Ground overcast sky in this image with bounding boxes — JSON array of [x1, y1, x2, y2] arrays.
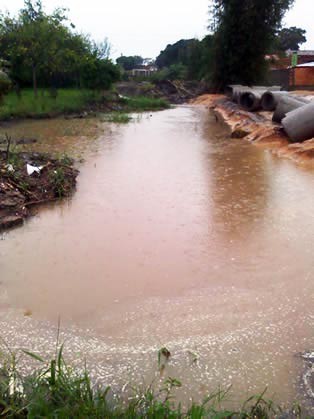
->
[[0, 0, 313, 60]]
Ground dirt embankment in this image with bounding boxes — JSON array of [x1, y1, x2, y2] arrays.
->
[[0, 151, 78, 231], [115, 80, 209, 104], [192, 94, 314, 166]]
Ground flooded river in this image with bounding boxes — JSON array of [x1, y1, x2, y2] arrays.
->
[[0, 106, 314, 408]]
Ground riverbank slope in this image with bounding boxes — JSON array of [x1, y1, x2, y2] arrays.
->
[[192, 94, 314, 166], [0, 88, 170, 121]]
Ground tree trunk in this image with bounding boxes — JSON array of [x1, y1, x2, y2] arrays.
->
[[32, 65, 38, 98]]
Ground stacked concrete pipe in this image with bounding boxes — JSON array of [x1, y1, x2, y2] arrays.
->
[[261, 91, 289, 111], [231, 86, 250, 103], [225, 85, 243, 99], [252, 85, 281, 92], [282, 101, 314, 142], [226, 85, 281, 106], [239, 90, 264, 111], [237, 86, 282, 111], [272, 95, 310, 123], [234, 89, 249, 104], [225, 84, 314, 142]]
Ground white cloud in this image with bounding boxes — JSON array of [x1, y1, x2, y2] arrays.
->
[[284, 0, 314, 50]]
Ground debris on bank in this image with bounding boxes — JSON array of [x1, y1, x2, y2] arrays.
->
[[115, 80, 209, 104], [0, 151, 78, 231], [191, 90, 314, 165]]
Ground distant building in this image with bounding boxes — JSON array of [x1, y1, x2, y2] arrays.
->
[[268, 50, 314, 90], [287, 50, 314, 65], [290, 61, 314, 88], [128, 65, 158, 78]]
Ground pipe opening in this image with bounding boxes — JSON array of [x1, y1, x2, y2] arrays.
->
[[240, 92, 255, 110], [261, 92, 275, 111]]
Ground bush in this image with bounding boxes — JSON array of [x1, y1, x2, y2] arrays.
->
[[81, 59, 121, 90], [151, 64, 188, 82]]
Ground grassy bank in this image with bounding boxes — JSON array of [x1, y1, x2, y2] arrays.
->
[[0, 346, 303, 418], [0, 89, 103, 120], [0, 89, 170, 121]]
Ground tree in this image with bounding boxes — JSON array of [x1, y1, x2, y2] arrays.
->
[[0, 1, 120, 94], [94, 38, 111, 59], [276, 26, 307, 51], [116, 56, 143, 71], [0, 70, 11, 102], [156, 39, 197, 69], [0, 0, 69, 96], [155, 37, 213, 80], [209, 0, 295, 89]]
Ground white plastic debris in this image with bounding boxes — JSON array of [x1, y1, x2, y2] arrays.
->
[[302, 351, 314, 360], [5, 164, 14, 173], [26, 164, 43, 176], [118, 94, 128, 99]]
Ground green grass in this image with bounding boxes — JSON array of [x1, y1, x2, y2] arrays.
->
[[120, 96, 170, 111], [50, 167, 66, 198], [0, 89, 102, 120], [0, 345, 303, 418], [0, 89, 170, 121], [103, 113, 132, 123]]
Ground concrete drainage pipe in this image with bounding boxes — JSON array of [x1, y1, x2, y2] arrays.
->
[[261, 91, 289, 111], [282, 101, 314, 142], [272, 96, 310, 123], [239, 90, 263, 111], [232, 86, 251, 103], [225, 85, 243, 99]]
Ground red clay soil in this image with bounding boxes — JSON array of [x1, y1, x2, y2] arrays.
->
[[191, 94, 314, 166], [0, 151, 78, 230]]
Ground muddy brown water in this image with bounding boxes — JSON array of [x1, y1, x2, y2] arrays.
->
[[0, 106, 314, 408]]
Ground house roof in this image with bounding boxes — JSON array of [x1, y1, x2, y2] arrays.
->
[[297, 50, 314, 56], [296, 61, 314, 67]]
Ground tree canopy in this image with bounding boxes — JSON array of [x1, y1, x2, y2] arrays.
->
[[0, 0, 120, 96], [276, 26, 307, 51], [156, 36, 213, 80], [116, 56, 144, 71], [209, 0, 295, 89], [156, 39, 197, 69]]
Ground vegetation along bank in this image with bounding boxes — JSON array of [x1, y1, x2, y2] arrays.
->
[[0, 345, 308, 418]]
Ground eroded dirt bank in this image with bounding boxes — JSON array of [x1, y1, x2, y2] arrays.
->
[[0, 151, 78, 230], [115, 80, 209, 104], [191, 94, 314, 166]]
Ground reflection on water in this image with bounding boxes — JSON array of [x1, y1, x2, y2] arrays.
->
[[0, 107, 314, 407], [0, 116, 118, 159]]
